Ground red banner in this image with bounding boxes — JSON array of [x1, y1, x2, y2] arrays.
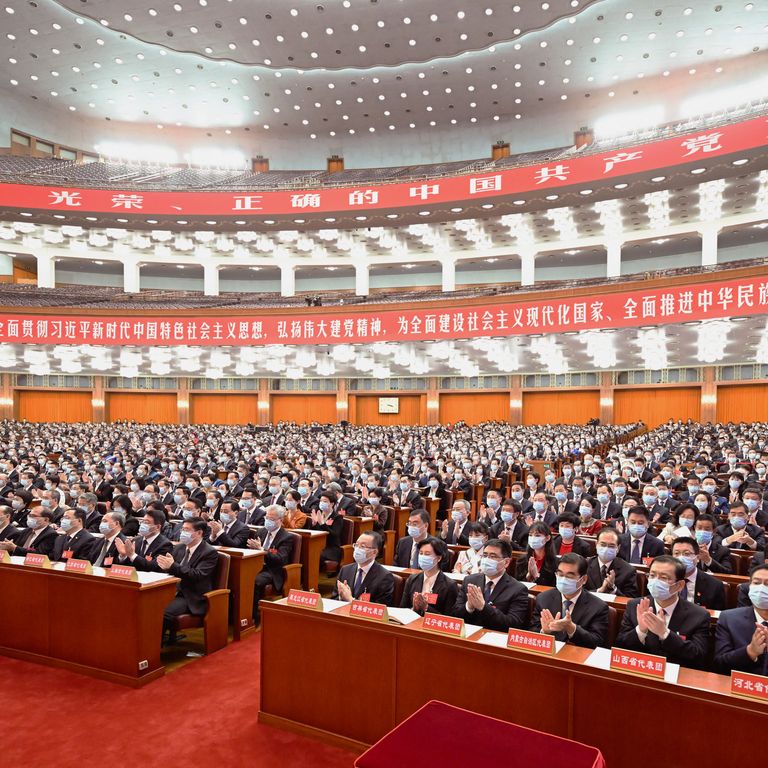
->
[[0, 117, 766, 217], [0, 274, 765, 347]]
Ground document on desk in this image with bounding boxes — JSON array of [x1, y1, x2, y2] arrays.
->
[[583, 646, 680, 684], [476, 633, 564, 653], [387, 607, 422, 625], [464, 623, 483, 638], [322, 598, 348, 613], [590, 592, 617, 603]]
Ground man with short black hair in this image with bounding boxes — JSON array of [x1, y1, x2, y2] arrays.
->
[[0, 504, 20, 542], [619, 507, 664, 564], [51, 508, 96, 562], [333, 530, 394, 606], [0, 506, 57, 558], [670, 536, 726, 611], [114, 507, 173, 570], [586, 526, 639, 598]]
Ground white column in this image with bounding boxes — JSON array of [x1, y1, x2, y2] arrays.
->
[[354, 262, 369, 296], [35, 251, 55, 288], [606, 239, 622, 278], [123, 258, 141, 294], [520, 249, 535, 287], [701, 226, 719, 267], [203, 263, 220, 296], [280, 264, 296, 297], [441, 258, 456, 293]]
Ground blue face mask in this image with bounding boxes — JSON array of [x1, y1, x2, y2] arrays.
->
[[298, 486, 309, 496], [264, 518, 278, 532], [219, 512, 232, 525], [614, 487, 626, 497], [468, 536, 485, 551], [59, 517, 73, 531], [749, 584, 768, 610], [528, 535, 546, 551], [173, 495, 183, 505], [480, 556, 500, 576], [647, 577, 675, 602], [487, 498, 499, 509], [730, 516, 747, 530], [407, 524, 422, 538], [500, 510, 516, 524], [532, 501, 546, 513], [353, 545, 371, 564], [418, 553, 436, 571], [597, 493, 609, 504], [629, 523, 647, 538], [556, 575, 581, 596], [98, 521, 110, 534], [179, 530, 193, 545], [558, 526, 575, 541], [597, 545, 617, 562], [138, 522, 152, 536], [182, 510, 196, 521], [745, 498, 760, 513], [319, 501, 330, 513], [677, 555, 697, 574], [680, 517, 694, 528], [642, 495, 657, 507], [555, 492, 567, 503], [451, 509, 464, 522], [580, 506, 593, 519], [695, 529, 713, 545], [511, 491, 523, 502]]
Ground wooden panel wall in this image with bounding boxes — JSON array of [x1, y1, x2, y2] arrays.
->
[[716, 384, 768, 423], [190, 393, 259, 425], [613, 387, 701, 428], [17, 390, 92, 423], [106, 392, 178, 423], [439, 392, 509, 425], [350, 394, 426, 425], [270, 394, 337, 424], [522, 390, 600, 425]]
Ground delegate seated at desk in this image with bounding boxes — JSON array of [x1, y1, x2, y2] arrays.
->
[[585, 526, 639, 598], [334, 530, 394, 606], [614, 554, 710, 669], [400, 536, 458, 615], [248, 504, 293, 622], [0, 506, 57, 558], [0, 504, 20, 542], [714, 563, 768, 675], [51, 508, 97, 562], [531, 552, 609, 649], [669, 536, 726, 611], [114, 508, 173, 570], [452, 538, 529, 631]]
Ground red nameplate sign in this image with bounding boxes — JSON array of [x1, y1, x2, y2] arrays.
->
[[421, 614, 465, 637], [107, 564, 137, 581], [64, 558, 93, 574], [731, 671, 768, 702], [286, 589, 322, 610], [507, 629, 556, 656], [610, 647, 666, 679], [349, 600, 388, 622], [23, 553, 50, 568]]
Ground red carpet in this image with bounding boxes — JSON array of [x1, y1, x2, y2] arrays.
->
[[0, 634, 358, 768]]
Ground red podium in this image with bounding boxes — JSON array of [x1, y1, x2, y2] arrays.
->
[[355, 700, 606, 768]]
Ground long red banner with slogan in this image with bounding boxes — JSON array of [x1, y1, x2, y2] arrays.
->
[[0, 274, 765, 347], [0, 117, 766, 217]]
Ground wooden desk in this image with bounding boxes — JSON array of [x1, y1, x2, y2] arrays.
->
[[290, 529, 327, 592], [347, 516, 374, 542], [217, 547, 264, 641], [393, 507, 413, 540], [259, 600, 767, 764], [0, 556, 178, 687]]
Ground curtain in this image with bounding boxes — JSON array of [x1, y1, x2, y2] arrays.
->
[[270, 394, 337, 424], [191, 394, 259, 425], [716, 384, 768, 423], [439, 393, 509, 424], [17, 390, 92, 423], [614, 387, 701, 428], [350, 395, 426, 425], [522, 390, 600, 425], [107, 393, 177, 423]]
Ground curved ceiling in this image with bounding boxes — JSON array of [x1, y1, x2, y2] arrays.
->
[[0, 0, 766, 139]]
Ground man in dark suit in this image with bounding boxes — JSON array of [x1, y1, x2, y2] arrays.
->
[[92, 470, 113, 503], [0, 504, 20, 542], [88, 510, 127, 568], [619, 508, 665, 564], [78, 493, 103, 533], [532, 553, 609, 648], [452, 538, 529, 631], [208, 503, 250, 548], [670, 537, 726, 611], [526, 492, 557, 529], [249, 504, 296, 620], [715, 502, 765, 552], [440, 500, 471, 546], [640, 484, 671, 525], [51, 508, 97, 562], [714, 564, 768, 674], [333, 530, 394, 606], [490, 500, 529, 552], [390, 476, 424, 510], [114, 508, 173, 570], [153, 519, 220, 645], [395, 509, 449, 570], [593, 485, 622, 521], [552, 484, 579, 517], [586, 526, 639, 598], [615, 554, 711, 669], [0, 506, 58, 558], [694, 514, 734, 574]]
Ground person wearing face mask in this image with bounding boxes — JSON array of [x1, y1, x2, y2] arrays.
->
[[523, 472, 540, 499], [0, 506, 56, 558], [394, 510, 446, 571], [440, 500, 471, 546], [391, 475, 423, 510], [552, 483, 578, 517], [489, 499, 529, 551], [660, 503, 699, 546], [184, 474, 206, 506], [552, 513, 592, 557], [653, 481, 679, 514], [359, 489, 392, 533], [309, 491, 344, 569], [333, 531, 394, 606], [153, 519, 219, 646], [477, 489, 504, 527], [239, 488, 266, 527], [452, 538, 529, 631], [610, 480, 629, 508], [619, 508, 664, 564], [526, 491, 556, 528], [714, 564, 768, 675], [248, 505, 297, 621], [112, 493, 140, 537], [670, 537, 726, 611], [453, 521, 490, 575], [208, 499, 250, 548], [0, 504, 20, 543], [51, 508, 97, 562], [424, 472, 446, 507], [723, 471, 746, 507], [515, 521, 557, 586], [91, 469, 113, 504], [282, 490, 308, 530], [593, 484, 621, 522], [9, 490, 33, 528], [401, 536, 458, 615], [507, 482, 533, 515], [448, 467, 471, 495], [585, 527, 638, 598], [639, 484, 669, 525], [742, 486, 768, 528], [575, 497, 602, 536], [87, 511, 127, 568], [532, 553, 609, 649], [693, 514, 734, 575], [114, 507, 173, 570], [615, 554, 710, 669], [715, 501, 765, 551]]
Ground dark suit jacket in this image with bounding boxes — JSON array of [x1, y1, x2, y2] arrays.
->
[[84, 510, 103, 533], [156, 541, 220, 615], [253, 526, 294, 593], [452, 572, 529, 631], [552, 501, 580, 517], [490, 520, 529, 551], [394, 536, 450, 571], [586, 555, 639, 598], [390, 489, 424, 510], [87, 533, 127, 567], [552, 534, 592, 558], [526, 509, 557, 529], [333, 560, 395, 606], [126, 533, 174, 571], [310, 512, 344, 563], [442, 519, 470, 546], [531, 587, 609, 649], [714, 523, 766, 550], [515, 554, 557, 587], [51, 529, 97, 562], [685, 569, 727, 611], [0, 523, 20, 542], [92, 481, 114, 503], [13, 525, 57, 558], [714, 606, 768, 675], [699, 543, 734, 574], [400, 570, 458, 616], [619, 532, 665, 563], [615, 597, 711, 669], [595, 502, 622, 521], [213, 519, 250, 548]]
